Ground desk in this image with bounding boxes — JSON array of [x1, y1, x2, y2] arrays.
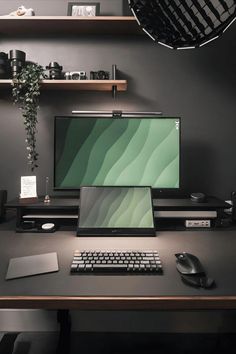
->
[[0, 220, 236, 311]]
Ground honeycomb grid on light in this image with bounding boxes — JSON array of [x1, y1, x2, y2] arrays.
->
[[128, 0, 236, 49]]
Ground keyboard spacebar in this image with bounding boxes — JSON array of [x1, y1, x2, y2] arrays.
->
[[93, 264, 127, 272]]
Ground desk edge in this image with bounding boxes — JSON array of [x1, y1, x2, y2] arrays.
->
[[1, 296, 236, 310]]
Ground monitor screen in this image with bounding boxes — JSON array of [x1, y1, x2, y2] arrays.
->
[[77, 186, 155, 236], [54, 116, 180, 192]]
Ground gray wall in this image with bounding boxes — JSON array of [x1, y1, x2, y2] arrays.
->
[[0, 0, 236, 200]]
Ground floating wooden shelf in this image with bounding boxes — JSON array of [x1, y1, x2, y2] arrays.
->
[[0, 16, 142, 36], [0, 79, 127, 91], [0, 16, 131, 95]]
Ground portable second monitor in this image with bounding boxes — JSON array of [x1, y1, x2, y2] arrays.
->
[[54, 116, 180, 192], [77, 186, 155, 236]]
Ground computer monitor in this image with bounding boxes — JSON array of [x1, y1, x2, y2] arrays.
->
[[77, 186, 155, 236], [54, 115, 181, 195]]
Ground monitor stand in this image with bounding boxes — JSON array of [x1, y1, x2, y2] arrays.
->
[[6, 196, 230, 232]]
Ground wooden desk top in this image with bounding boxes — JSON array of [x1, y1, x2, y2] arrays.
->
[[0, 219, 236, 310]]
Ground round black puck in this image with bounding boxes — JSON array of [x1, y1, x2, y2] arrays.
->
[[190, 192, 206, 203]]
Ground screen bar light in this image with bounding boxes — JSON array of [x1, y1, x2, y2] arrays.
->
[[72, 110, 163, 117], [128, 0, 236, 49]]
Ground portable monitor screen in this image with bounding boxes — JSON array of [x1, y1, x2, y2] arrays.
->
[[77, 186, 155, 236]]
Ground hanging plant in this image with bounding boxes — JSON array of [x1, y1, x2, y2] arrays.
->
[[12, 63, 44, 171]]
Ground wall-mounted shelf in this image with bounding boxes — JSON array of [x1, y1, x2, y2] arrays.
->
[[0, 16, 142, 36], [0, 79, 127, 92], [0, 17, 131, 96]]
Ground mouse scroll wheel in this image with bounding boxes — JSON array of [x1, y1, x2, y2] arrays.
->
[[175, 253, 186, 261]]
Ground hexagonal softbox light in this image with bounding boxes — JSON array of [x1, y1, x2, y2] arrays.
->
[[129, 0, 236, 49]]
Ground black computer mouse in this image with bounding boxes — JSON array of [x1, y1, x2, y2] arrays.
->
[[175, 252, 205, 275]]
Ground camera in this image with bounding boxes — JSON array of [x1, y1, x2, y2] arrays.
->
[[46, 62, 63, 80], [65, 71, 87, 80], [90, 70, 110, 80]]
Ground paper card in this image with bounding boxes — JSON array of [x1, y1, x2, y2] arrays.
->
[[20, 176, 37, 199]]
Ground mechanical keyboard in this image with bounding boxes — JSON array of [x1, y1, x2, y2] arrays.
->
[[70, 250, 163, 274]]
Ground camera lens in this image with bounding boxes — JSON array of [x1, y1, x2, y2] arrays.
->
[[0, 52, 9, 79], [97, 71, 105, 80], [71, 73, 80, 80], [9, 50, 26, 78]]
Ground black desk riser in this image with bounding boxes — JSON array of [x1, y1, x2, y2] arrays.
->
[[6, 195, 229, 210], [6, 196, 230, 232]]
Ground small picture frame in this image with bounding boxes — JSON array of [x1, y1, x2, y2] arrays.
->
[[67, 2, 100, 16]]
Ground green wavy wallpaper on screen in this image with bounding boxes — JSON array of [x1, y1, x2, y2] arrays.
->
[[55, 118, 180, 188], [79, 187, 154, 228]]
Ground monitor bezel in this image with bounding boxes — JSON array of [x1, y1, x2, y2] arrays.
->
[[54, 115, 182, 198]]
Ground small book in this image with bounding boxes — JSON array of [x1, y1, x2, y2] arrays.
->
[[6, 252, 59, 280]]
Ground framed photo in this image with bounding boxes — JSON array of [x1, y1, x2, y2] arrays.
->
[[67, 2, 100, 16]]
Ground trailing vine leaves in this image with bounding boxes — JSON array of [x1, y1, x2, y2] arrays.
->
[[12, 63, 44, 171]]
